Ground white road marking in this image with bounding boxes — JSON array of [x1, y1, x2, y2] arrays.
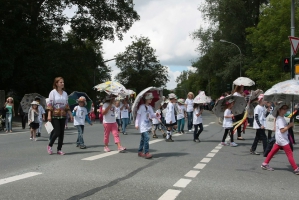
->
[[184, 170, 200, 178], [149, 139, 164, 144], [194, 163, 206, 169], [82, 151, 119, 161], [158, 189, 181, 200], [215, 146, 222, 149], [173, 178, 192, 188], [0, 172, 42, 186], [172, 133, 182, 137], [211, 149, 219, 153], [200, 158, 211, 163], [209, 122, 215, 124], [203, 125, 209, 127], [206, 153, 216, 158], [0, 131, 29, 136]]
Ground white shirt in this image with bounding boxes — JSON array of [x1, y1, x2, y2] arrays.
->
[[73, 106, 88, 126], [48, 89, 69, 110], [223, 109, 233, 128], [152, 114, 160, 125], [103, 103, 116, 123], [177, 105, 186, 120], [233, 92, 242, 97], [165, 102, 176, 124], [120, 104, 129, 118], [115, 106, 121, 119], [185, 99, 194, 112], [275, 116, 289, 146], [253, 105, 266, 129], [193, 107, 203, 125], [137, 104, 155, 133]]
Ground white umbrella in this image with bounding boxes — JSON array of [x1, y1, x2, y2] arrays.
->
[[94, 81, 126, 96], [194, 91, 210, 104], [264, 79, 299, 103], [131, 87, 163, 120], [212, 95, 247, 117], [233, 77, 255, 86]]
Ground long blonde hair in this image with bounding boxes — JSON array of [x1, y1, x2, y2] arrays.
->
[[187, 92, 194, 99]]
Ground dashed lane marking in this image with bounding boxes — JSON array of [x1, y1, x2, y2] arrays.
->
[[0, 172, 42, 186], [158, 189, 181, 200], [193, 163, 206, 170], [211, 149, 219, 153], [209, 122, 215, 124], [215, 146, 222, 149], [203, 125, 209, 127], [184, 170, 200, 178], [200, 158, 211, 163], [173, 178, 192, 188], [206, 153, 216, 158]]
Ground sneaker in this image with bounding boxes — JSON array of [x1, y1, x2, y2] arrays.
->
[[30, 137, 33, 140], [178, 132, 181, 134], [251, 151, 260, 155], [188, 130, 192, 132], [294, 167, 299, 175], [194, 139, 200, 143], [104, 147, 111, 152], [261, 163, 274, 171], [181, 131, 185, 134], [230, 142, 238, 147], [57, 150, 65, 155], [34, 138, 38, 141], [165, 138, 174, 142], [138, 152, 145, 157], [153, 134, 158, 138], [118, 146, 126, 152], [76, 144, 80, 147], [79, 145, 87, 149], [47, 146, 53, 155], [221, 142, 228, 146], [144, 152, 153, 159], [163, 133, 167, 138], [123, 132, 127, 135]]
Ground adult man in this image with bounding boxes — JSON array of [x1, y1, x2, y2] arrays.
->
[[18, 103, 27, 129]]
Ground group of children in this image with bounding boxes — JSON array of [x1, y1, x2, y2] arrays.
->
[[220, 93, 299, 175]]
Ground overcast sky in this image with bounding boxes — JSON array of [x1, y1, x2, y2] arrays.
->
[[65, 0, 205, 89]]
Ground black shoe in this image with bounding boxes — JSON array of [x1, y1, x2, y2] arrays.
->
[[76, 144, 80, 147], [37, 133, 41, 137], [79, 145, 87, 149], [251, 151, 260, 155], [181, 131, 185, 134]]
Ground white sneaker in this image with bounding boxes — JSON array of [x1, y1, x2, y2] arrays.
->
[[30, 137, 33, 140], [221, 142, 229, 146], [189, 130, 192, 132], [230, 142, 238, 147]]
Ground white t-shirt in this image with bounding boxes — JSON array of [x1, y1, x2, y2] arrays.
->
[[48, 89, 69, 110], [185, 99, 194, 112], [137, 104, 155, 133], [275, 116, 289, 146], [223, 109, 233, 128], [233, 92, 242, 97], [253, 105, 266, 129], [103, 103, 116, 123], [193, 107, 203, 125], [152, 114, 160, 125], [73, 106, 88, 126], [165, 102, 176, 124], [115, 106, 121, 119], [120, 104, 129, 118], [177, 105, 186, 120]]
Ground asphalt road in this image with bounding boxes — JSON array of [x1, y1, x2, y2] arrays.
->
[[1, 111, 299, 200]]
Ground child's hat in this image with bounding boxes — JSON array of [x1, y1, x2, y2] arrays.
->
[[144, 92, 154, 100], [76, 96, 87, 106], [168, 93, 176, 99], [31, 101, 39, 105], [258, 94, 264, 101], [226, 99, 235, 105], [177, 98, 185, 104]]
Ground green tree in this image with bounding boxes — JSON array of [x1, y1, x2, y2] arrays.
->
[[115, 36, 169, 93]]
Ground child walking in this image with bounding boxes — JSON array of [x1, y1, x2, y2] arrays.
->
[[135, 92, 160, 159], [28, 101, 40, 141], [115, 100, 121, 133], [250, 94, 267, 155], [120, 99, 130, 135], [73, 96, 93, 149], [152, 110, 162, 138], [102, 95, 126, 152], [165, 93, 177, 142], [193, 102, 204, 142], [177, 99, 186, 134], [261, 103, 299, 174], [221, 99, 238, 147]]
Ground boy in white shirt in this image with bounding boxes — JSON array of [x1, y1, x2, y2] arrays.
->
[[165, 93, 177, 142], [250, 94, 267, 155], [72, 96, 92, 149]]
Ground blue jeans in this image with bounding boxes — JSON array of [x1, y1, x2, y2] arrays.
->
[[128, 112, 131, 124], [76, 125, 85, 145], [177, 118, 185, 132], [121, 118, 129, 133], [116, 119, 121, 131], [138, 131, 150, 154], [5, 113, 12, 131], [187, 112, 193, 130]]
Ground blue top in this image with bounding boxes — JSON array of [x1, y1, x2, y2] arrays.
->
[[6, 105, 13, 114]]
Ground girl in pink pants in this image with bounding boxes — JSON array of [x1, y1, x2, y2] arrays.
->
[[102, 95, 126, 153], [261, 103, 299, 175]]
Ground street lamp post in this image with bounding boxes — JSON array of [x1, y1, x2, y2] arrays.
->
[[220, 39, 242, 77]]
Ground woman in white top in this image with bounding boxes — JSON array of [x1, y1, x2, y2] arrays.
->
[[185, 92, 194, 132], [261, 103, 299, 174], [47, 77, 73, 155], [233, 85, 245, 140]]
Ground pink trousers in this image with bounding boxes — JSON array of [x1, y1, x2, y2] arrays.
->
[[103, 123, 120, 144], [264, 143, 298, 170]]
